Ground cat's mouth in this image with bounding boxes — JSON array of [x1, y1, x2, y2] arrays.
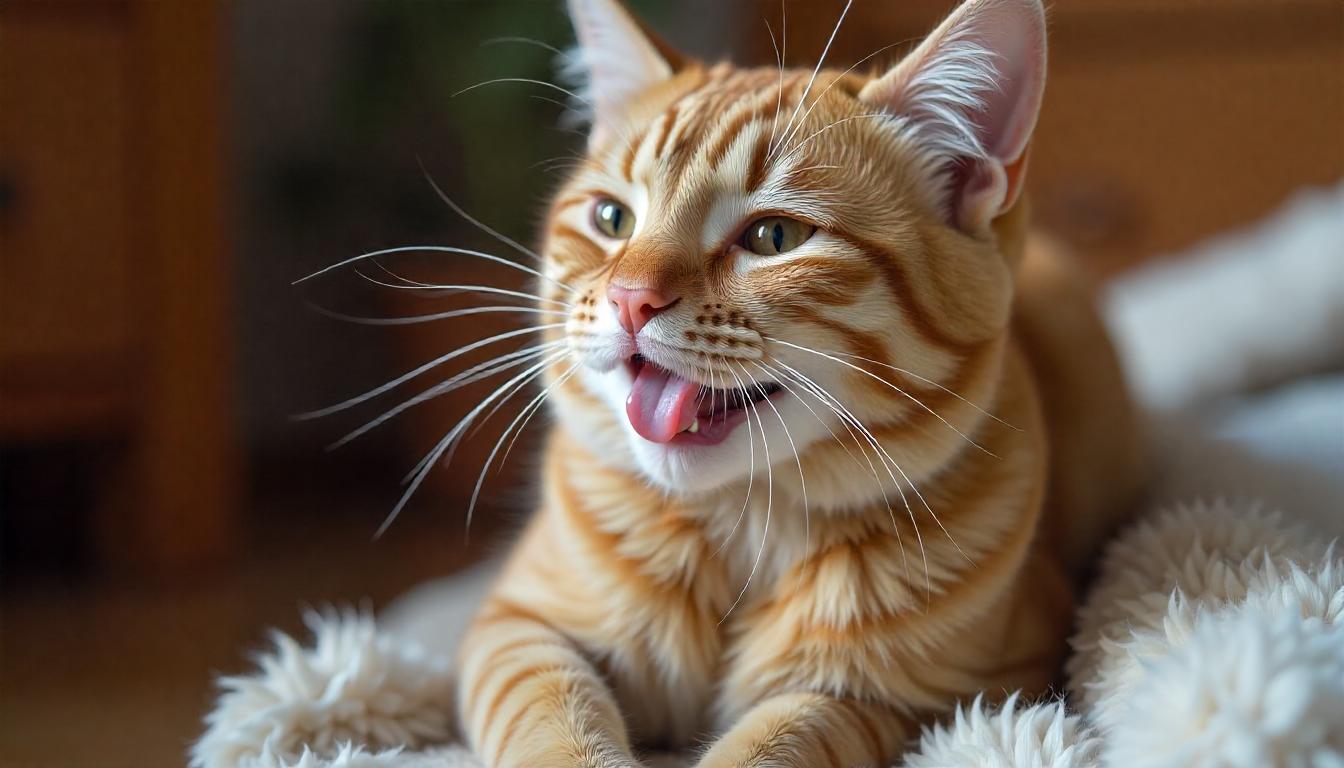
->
[[625, 353, 782, 446]]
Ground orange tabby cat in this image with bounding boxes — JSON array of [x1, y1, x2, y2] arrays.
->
[[457, 0, 1144, 765]]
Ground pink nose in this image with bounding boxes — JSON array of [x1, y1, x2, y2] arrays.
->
[[607, 283, 679, 336]]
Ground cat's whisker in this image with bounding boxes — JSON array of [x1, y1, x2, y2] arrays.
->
[[332, 343, 568, 451], [777, 358, 973, 580], [767, 336, 997, 457], [769, 0, 853, 161], [452, 76, 591, 106], [712, 368, 754, 561], [465, 346, 575, 441], [719, 365, 774, 625], [771, 41, 906, 162], [466, 359, 580, 533], [774, 112, 890, 172], [418, 163, 551, 267], [354, 266, 454, 299], [498, 364, 579, 472], [336, 270, 571, 308], [765, 340, 991, 566], [826, 348, 1019, 431], [480, 35, 568, 58], [768, 360, 914, 591], [297, 324, 565, 421], [756, 359, 874, 485], [375, 351, 565, 539], [295, 245, 573, 294], [771, 358, 929, 600], [764, 15, 785, 151], [367, 262, 429, 288], [307, 303, 567, 328], [530, 150, 585, 172], [747, 361, 809, 557]]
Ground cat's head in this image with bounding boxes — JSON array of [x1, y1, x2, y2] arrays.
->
[[542, 0, 1046, 496]]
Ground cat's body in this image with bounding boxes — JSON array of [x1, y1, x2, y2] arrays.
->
[[457, 1, 1144, 765]]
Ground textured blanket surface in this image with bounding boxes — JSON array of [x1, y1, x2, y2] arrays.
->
[[193, 186, 1344, 767]]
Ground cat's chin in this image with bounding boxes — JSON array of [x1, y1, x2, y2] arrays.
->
[[625, 425, 763, 494]]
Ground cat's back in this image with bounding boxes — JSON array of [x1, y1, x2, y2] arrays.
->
[[1012, 230, 1148, 576]]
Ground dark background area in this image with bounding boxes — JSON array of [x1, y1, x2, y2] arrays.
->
[[1, 0, 1340, 763]]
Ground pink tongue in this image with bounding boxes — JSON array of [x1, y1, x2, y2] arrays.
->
[[626, 365, 701, 443]]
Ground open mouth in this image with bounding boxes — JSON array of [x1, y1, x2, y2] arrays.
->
[[625, 353, 782, 445]]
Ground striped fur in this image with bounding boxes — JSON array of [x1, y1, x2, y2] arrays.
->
[[457, 2, 1144, 766]]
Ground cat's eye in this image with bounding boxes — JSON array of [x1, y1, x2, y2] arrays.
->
[[593, 198, 635, 240], [742, 216, 815, 256]]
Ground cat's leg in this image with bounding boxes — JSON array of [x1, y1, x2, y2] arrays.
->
[[695, 694, 911, 768], [458, 596, 640, 768]]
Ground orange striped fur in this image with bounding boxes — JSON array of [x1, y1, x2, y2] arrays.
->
[[457, 1, 1144, 765]]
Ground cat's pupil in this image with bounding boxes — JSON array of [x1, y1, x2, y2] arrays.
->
[[771, 223, 784, 253]]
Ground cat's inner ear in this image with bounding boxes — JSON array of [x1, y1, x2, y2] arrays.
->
[[565, 0, 684, 147], [859, 0, 1047, 233]]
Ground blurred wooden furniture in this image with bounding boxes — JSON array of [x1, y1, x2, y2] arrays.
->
[[0, 1, 237, 578], [750, 0, 1344, 275]]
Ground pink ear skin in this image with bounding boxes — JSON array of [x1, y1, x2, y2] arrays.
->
[[858, 0, 1047, 233]]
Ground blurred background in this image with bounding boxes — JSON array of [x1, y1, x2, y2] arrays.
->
[[1, 0, 1340, 763]]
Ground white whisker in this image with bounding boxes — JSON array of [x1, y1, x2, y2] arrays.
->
[[480, 36, 567, 58], [295, 245, 572, 293], [466, 360, 579, 532], [720, 365, 773, 625], [296, 324, 564, 420], [772, 41, 906, 160], [771, 358, 929, 598], [769, 0, 853, 160], [767, 360, 913, 587], [764, 14, 785, 150], [747, 361, 809, 555], [451, 76, 591, 105], [713, 369, 754, 560], [308, 304, 567, 327], [827, 348, 1018, 430], [332, 344, 567, 450], [417, 162, 552, 267], [767, 336, 997, 457], [334, 269, 570, 308], [374, 351, 564, 539]]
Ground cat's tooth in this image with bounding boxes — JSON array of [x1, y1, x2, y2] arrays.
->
[[687, 419, 700, 434]]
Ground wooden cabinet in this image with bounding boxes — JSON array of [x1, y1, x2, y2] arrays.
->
[[749, 0, 1344, 274], [0, 1, 238, 579]]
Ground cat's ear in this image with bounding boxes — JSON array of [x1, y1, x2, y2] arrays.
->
[[859, 0, 1046, 233], [565, 0, 684, 145]]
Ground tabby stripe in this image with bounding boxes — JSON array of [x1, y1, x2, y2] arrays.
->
[[838, 700, 887, 761], [550, 224, 606, 271], [706, 107, 761, 173], [653, 104, 680, 158], [840, 232, 989, 352], [817, 729, 842, 768], [621, 123, 648, 182], [481, 664, 559, 731], [802, 484, 1037, 637], [470, 598, 562, 634], [744, 127, 773, 192], [493, 695, 543, 760]]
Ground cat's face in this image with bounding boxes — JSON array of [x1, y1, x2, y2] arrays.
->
[[543, 0, 1044, 496]]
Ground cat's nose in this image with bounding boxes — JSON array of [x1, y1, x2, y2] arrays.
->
[[607, 283, 679, 336]]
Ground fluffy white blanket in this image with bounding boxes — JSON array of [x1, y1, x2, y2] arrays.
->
[[193, 185, 1344, 767]]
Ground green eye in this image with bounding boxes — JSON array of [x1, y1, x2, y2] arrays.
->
[[593, 198, 635, 239], [742, 216, 815, 256]]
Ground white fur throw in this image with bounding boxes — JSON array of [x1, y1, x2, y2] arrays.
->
[[194, 185, 1344, 767], [189, 499, 1344, 768]]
